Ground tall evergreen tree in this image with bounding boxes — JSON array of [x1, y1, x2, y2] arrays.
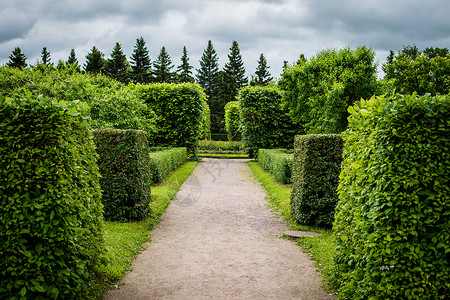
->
[[176, 46, 194, 83], [153, 46, 175, 83], [67, 49, 78, 66], [41, 47, 51, 65], [250, 53, 272, 86], [130, 37, 152, 83], [196, 40, 222, 133], [223, 41, 248, 92], [105, 42, 129, 83], [7, 47, 27, 69], [84, 46, 104, 74]]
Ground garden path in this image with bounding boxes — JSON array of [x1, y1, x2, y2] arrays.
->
[[103, 158, 334, 300]]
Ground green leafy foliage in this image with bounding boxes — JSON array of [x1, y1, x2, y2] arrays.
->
[[257, 149, 293, 184], [224, 100, 242, 141], [136, 83, 209, 153], [333, 94, 450, 299], [149, 147, 188, 183], [238, 86, 300, 157], [93, 129, 152, 221], [0, 94, 104, 299], [279, 46, 378, 134], [291, 134, 343, 228], [197, 140, 245, 154]]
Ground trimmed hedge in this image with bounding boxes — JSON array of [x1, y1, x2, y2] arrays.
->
[[257, 149, 293, 184], [149, 147, 188, 183], [94, 129, 152, 221], [136, 83, 209, 152], [0, 94, 104, 299], [224, 101, 242, 141], [333, 94, 450, 299], [291, 134, 343, 228], [238, 86, 300, 158]]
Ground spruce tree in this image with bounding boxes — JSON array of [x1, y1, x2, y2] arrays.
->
[[153, 46, 175, 83], [176, 46, 194, 83], [250, 53, 272, 86], [7, 47, 27, 69], [105, 42, 129, 83], [223, 41, 248, 92], [41, 47, 51, 65], [67, 49, 78, 65], [84, 46, 104, 74], [130, 37, 152, 83]]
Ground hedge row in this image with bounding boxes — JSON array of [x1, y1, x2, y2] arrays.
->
[[136, 83, 209, 153], [224, 101, 242, 141], [334, 94, 450, 299], [149, 147, 188, 183], [94, 129, 152, 222], [257, 149, 293, 184], [238, 86, 301, 157], [0, 94, 104, 299], [291, 134, 343, 228]]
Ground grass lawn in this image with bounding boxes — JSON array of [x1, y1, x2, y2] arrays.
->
[[101, 161, 198, 291], [248, 161, 336, 293]]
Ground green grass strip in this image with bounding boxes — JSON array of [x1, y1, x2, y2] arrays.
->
[[102, 161, 198, 287], [248, 161, 336, 293]]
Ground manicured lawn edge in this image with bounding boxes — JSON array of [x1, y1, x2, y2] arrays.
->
[[247, 161, 336, 294], [101, 161, 198, 295]]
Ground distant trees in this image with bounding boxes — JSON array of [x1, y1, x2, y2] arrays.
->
[[223, 41, 248, 97], [176, 46, 194, 83], [105, 42, 129, 83], [84, 46, 104, 74], [41, 47, 51, 66], [250, 53, 272, 86], [7, 47, 27, 69], [153, 46, 175, 83], [130, 37, 151, 84], [67, 49, 78, 66]]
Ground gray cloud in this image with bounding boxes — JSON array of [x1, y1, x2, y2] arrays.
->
[[1, 0, 449, 78]]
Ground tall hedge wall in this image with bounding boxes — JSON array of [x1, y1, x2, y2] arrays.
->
[[136, 83, 209, 152], [333, 94, 450, 299], [238, 86, 300, 157], [94, 129, 152, 221], [224, 100, 242, 141], [0, 94, 104, 299], [291, 134, 343, 228]]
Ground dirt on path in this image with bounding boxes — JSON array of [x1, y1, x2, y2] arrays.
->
[[103, 158, 334, 300]]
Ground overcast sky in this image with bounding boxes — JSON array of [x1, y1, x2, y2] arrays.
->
[[1, 0, 449, 79]]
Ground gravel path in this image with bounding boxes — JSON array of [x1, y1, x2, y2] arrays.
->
[[103, 158, 334, 300]]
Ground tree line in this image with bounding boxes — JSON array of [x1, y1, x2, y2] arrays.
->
[[6, 39, 272, 135]]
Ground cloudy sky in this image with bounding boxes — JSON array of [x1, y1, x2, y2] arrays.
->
[[1, 0, 449, 79]]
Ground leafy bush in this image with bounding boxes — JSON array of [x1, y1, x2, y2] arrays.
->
[[94, 129, 152, 221], [136, 83, 209, 153], [0, 93, 104, 299], [333, 94, 450, 299], [149, 147, 188, 182], [224, 101, 242, 141], [239, 86, 300, 157], [279, 46, 378, 134], [257, 149, 293, 184], [291, 134, 343, 228], [197, 140, 245, 153]]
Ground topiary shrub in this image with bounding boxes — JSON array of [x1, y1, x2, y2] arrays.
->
[[149, 147, 188, 183], [333, 93, 450, 299], [257, 149, 293, 184], [0, 93, 104, 299], [238, 86, 301, 158], [291, 134, 343, 228], [93, 129, 152, 221], [224, 101, 242, 141]]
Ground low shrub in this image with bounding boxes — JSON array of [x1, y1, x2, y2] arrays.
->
[[257, 149, 293, 184], [149, 147, 188, 183], [0, 93, 104, 299], [224, 101, 242, 141], [334, 94, 450, 299], [197, 140, 245, 153], [291, 134, 343, 228], [94, 129, 152, 221]]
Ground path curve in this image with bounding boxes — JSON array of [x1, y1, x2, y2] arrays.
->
[[103, 158, 334, 300]]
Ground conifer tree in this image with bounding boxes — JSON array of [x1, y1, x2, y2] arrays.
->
[[130, 37, 152, 83], [250, 53, 272, 86], [105, 42, 129, 83], [153, 46, 175, 83], [67, 49, 78, 66], [223, 41, 248, 92], [176, 46, 194, 83], [84, 46, 105, 74], [7, 47, 27, 69], [41, 47, 51, 65]]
